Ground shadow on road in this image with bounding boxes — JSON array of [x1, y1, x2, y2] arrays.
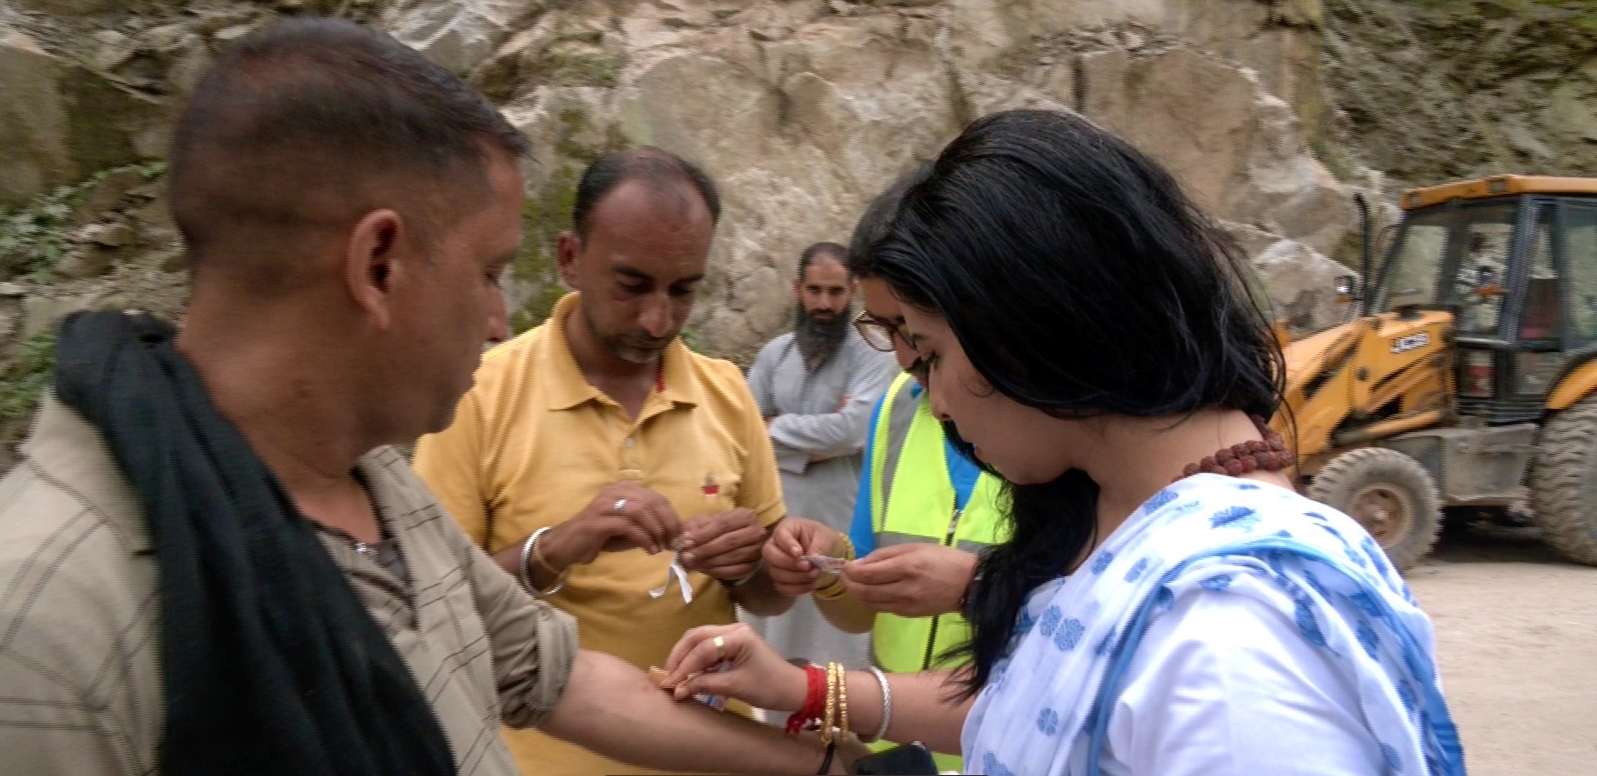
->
[[1426, 522, 1576, 566]]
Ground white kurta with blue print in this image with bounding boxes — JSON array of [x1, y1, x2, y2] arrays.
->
[[961, 474, 1465, 776]]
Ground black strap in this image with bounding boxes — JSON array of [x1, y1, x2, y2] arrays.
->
[[817, 741, 837, 775]]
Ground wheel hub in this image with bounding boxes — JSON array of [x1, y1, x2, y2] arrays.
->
[[1351, 485, 1412, 545]]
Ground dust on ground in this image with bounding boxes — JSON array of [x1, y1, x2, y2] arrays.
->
[[1407, 524, 1597, 775]]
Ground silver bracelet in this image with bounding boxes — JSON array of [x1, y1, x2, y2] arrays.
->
[[520, 526, 568, 598], [866, 666, 892, 743]]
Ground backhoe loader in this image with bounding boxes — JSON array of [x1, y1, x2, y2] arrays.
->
[[1274, 175, 1597, 569]]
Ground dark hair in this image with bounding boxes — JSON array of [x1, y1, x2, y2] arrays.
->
[[869, 110, 1285, 699], [168, 17, 528, 287], [571, 147, 721, 238], [797, 241, 847, 279], [847, 164, 933, 279]]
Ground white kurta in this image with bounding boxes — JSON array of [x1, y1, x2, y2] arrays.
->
[[962, 475, 1462, 776], [1101, 590, 1381, 775]]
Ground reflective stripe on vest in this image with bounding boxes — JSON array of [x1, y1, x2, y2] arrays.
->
[[868, 372, 1007, 676]]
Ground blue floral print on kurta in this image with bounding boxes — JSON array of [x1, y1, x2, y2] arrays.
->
[[960, 474, 1465, 776]]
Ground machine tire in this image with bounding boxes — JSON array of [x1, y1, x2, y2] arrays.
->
[[1308, 447, 1443, 571], [1530, 396, 1597, 566]]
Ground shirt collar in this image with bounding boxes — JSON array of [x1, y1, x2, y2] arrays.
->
[[542, 292, 699, 412]]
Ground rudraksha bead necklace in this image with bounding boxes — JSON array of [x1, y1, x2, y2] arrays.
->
[[1176, 415, 1295, 482]]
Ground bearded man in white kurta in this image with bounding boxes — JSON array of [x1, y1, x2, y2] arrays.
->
[[744, 242, 897, 672]]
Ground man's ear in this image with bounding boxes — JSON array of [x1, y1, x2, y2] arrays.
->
[[556, 231, 582, 288], [345, 209, 405, 330], [793, 277, 804, 302]]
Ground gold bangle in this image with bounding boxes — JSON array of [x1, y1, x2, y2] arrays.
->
[[837, 663, 849, 742], [814, 575, 848, 600], [821, 663, 837, 746], [813, 533, 854, 601]]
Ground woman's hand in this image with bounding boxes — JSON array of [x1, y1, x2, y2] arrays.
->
[[662, 623, 808, 713], [843, 543, 978, 617], [764, 517, 848, 597]]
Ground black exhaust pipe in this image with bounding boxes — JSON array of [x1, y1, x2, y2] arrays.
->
[[1354, 192, 1372, 313]]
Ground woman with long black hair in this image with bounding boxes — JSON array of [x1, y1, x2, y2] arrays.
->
[[662, 109, 1463, 776]]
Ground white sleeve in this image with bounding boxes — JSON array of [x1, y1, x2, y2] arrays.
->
[[1102, 588, 1384, 776], [766, 347, 897, 460], [745, 340, 779, 418]]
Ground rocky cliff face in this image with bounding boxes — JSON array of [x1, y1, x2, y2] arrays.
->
[[455, 0, 1359, 358], [0, 0, 1592, 468], [1320, 0, 1597, 185]]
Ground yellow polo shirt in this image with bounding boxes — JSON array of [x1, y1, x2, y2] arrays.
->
[[413, 291, 784, 776]]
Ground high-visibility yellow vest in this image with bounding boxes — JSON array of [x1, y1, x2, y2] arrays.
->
[[865, 372, 1009, 771]]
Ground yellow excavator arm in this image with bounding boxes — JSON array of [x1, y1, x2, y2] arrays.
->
[[1272, 310, 1454, 472]]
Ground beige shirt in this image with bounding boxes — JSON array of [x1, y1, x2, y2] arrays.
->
[[0, 396, 579, 776]]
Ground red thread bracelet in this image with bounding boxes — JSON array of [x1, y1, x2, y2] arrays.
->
[[785, 663, 828, 734]]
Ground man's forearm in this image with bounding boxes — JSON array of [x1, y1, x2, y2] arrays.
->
[[768, 412, 867, 460], [491, 523, 575, 591], [540, 651, 835, 774], [729, 565, 794, 616]]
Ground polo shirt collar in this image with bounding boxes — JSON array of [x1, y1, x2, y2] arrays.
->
[[542, 292, 700, 412]]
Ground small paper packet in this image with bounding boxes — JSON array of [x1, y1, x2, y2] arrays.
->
[[805, 554, 848, 573], [648, 662, 730, 712]]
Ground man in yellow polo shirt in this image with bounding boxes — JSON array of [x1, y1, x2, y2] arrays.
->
[[414, 147, 795, 776]]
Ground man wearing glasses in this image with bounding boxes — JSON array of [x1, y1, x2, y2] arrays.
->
[[760, 171, 1010, 773], [744, 242, 897, 673]]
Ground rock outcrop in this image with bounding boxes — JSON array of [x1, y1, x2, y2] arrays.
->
[[7, 0, 1579, 469], [465, 0, 1356, 359], [0, 24, 163, 205], [1320, 0, 1597, 184]]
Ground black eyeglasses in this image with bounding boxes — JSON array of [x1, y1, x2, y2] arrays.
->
[[852, 310, 906, 353]]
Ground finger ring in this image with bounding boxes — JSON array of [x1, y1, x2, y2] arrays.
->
[[712, 635, 726, 661], [612, 498, 628, 516]]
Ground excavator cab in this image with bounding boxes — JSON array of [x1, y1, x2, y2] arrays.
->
[[1279, 175, 1597, 569], [1375, 183, 1588, 424]]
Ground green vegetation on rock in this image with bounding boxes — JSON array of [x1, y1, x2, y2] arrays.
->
[[541, 46, 620, 88], [513, 164, 578, 333], [472, 30, 624, 103], [510, 109, 629, 334], [0, 161, 164, 283], [0, 330, 56, 443]]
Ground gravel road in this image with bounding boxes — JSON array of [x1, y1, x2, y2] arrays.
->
[[1407, 525, 1597, 775]]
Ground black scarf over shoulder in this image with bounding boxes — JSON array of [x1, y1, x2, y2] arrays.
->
[[53, 311, 454, 776]]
